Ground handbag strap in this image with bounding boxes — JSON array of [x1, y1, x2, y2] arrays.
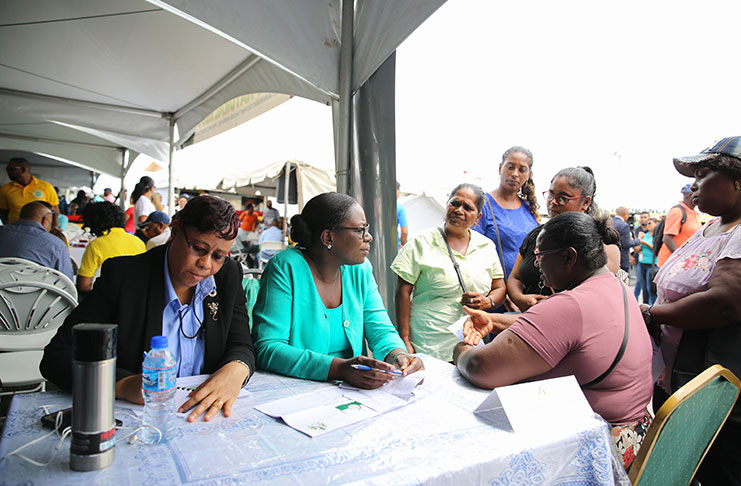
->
[[485, 196, 507, 276], [581, 281, 630, 389], [437, 227, 468, 293]]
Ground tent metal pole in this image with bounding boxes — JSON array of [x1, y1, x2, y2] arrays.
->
[[167, 118, 175, 215], [119, 148, 128, 209], [282, 161, 290, 243], [335, 0, 354, 195]]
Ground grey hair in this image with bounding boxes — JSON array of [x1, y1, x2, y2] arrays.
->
[[448, 183, 486, 213]]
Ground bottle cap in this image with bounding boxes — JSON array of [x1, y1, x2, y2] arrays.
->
[[150, 335, 168, 349], [72, 323, 118, 362]]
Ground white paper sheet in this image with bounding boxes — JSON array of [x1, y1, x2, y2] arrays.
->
[[448, 316, 485, 347], [255, 372, 426, 437], [474, 375, 593, 434]]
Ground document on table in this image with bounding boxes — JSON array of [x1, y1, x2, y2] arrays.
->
[[115, 374, 251, 417], [473, 375, 593, 434], [255, 371, 425, 437], [448, 316, 484, 347]]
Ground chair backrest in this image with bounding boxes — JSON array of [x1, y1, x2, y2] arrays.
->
[[0, 257, 42, 267], [629, 365, 741, 486], [0, 264, 78, 351], [259, 241, 285, 252]]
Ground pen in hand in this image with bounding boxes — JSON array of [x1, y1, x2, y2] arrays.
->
[[350, 364, 403, 376]]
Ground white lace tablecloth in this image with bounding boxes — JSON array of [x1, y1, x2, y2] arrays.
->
[[0, 357, 630, 485]]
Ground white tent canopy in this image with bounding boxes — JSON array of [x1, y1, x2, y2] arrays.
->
[[216, 160, 335, 211], [0, 0, 445, 176]]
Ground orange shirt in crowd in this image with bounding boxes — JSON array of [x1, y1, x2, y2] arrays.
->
[[239, 211, 259, 232], [657, 201, 701, 266]]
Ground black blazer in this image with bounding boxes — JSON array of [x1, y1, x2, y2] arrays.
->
[[40, 244, 255, 391]]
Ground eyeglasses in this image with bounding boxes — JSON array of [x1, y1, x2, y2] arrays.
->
[[533, 247, 566, 267], [182, 229, 229, 264], [542, 190, 586, 206], [338, 223, 370, 238]]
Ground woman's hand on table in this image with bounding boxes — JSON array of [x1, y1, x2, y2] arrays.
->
[[115, 374, 144, 405], [333, 356, 397, 389], [178, 361, 250, 422], [393, 352, 424, 376], [460, 291, 491, 310]]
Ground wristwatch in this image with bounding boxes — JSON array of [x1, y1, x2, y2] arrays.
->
[[488, 296, 495, 309], [641, 305, 653, 326]]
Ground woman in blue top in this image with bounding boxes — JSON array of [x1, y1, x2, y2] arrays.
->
[[474, 146, 539, 293], [252, 192, 423, 389]]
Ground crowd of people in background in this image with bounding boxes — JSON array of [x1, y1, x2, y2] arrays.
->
[[2, 135, 740, 483]]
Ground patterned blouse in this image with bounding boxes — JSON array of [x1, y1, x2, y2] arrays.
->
[[654, 218, 741, 390]]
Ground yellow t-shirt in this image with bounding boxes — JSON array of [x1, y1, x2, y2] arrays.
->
[[0, 177, 59, 223], [78, 228, 146, 277]]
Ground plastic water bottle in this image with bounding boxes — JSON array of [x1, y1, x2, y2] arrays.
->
[[141, 335, 177, 443]]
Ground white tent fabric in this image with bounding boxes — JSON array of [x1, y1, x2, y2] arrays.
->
[[217, 160, 335, 210], [399, 193, 447, 238], [0, 0, 446, 171], [0, 110, 134, 178]]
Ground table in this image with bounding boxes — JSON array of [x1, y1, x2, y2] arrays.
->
[[0, 357, 630, 485]]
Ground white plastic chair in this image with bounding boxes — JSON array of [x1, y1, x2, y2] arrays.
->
[[259, 241, 285, 268], [0, 264, 78, 394]]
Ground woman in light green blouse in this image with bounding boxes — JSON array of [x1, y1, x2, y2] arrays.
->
[[252, 192, 423, 389], [391, 183, 505, 361]]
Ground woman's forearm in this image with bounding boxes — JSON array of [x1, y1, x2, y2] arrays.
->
[[653, 287, 738, 330], [395, 279, 413, 341]]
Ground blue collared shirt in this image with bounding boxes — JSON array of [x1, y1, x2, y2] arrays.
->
[[162, 247, 216, 377], [0, 220, 74, 280]]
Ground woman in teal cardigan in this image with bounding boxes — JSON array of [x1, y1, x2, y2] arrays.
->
[[252, 192, 424, 388]]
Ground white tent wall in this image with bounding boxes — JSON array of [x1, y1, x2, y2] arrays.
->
[[399, 194, 446, 239]]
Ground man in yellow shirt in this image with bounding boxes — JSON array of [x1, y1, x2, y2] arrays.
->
[[0, 158, 59, 224], [77, 201, 145, 295]]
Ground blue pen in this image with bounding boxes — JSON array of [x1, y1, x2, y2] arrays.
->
[[350, 364, 403, 376]]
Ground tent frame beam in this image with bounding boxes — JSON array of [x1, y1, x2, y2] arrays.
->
[[0, 131, 122, 151], [174, 55, 261, 122], [0, 87, 168, 119]]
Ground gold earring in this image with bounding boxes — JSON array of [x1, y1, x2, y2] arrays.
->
[[735, 181, 740, 191]]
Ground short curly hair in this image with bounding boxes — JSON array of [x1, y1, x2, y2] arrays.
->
[[81, 202, 126, 237]]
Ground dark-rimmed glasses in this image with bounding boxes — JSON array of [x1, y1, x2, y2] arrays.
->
[[533, 247, 566, 267], [338, 223, 370, 238], [542, 190, 586, 206], [182, 229, 229, 263]]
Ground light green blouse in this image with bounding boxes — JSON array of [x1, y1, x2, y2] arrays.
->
[[390, 227, 503, 361], [252, 247, 405, 381]]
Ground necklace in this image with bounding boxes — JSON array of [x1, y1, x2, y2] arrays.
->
[[178, 307, 204, 340]]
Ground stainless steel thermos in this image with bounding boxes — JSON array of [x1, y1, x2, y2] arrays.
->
[[70, 323, 118, 471]]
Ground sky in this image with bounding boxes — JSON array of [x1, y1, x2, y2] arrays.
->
[[106, 0, 741, 213]]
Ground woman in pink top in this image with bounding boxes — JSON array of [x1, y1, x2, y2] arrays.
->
[[455, 211, 653, 470], [641, 137, 741, 485]]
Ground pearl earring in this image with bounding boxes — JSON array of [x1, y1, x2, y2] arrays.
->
[[327, 244, 332, 250]]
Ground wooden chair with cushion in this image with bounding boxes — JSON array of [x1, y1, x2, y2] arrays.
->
[[629, 365, 741, 486]]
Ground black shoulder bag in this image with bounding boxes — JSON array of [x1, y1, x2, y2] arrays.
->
[[581, 282, 630, 389], [437, 227, 468, 293]]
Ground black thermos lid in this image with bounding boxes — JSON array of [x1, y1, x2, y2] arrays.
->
[[72, 323, 118, 362]]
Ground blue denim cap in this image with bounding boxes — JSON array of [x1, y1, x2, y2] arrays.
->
[[138, 210, 170, 228], [680, 184, 692, 194], [673, 136, 741, 177]]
